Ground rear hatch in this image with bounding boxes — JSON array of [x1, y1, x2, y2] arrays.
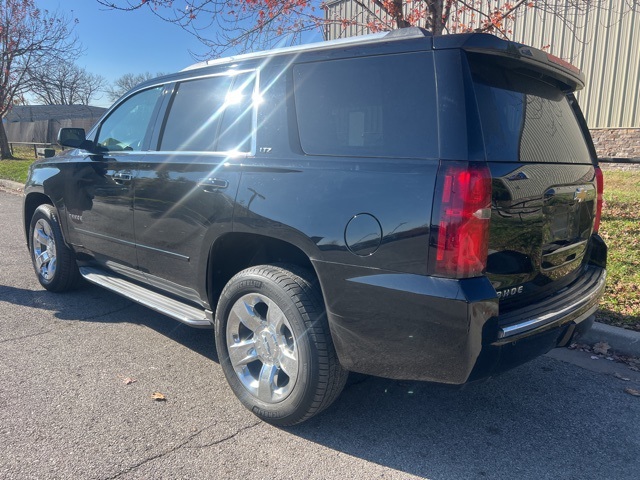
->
[[465, 47, 601, 312]]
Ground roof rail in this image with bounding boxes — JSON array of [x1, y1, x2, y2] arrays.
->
[[385, 26, 431, 39], [183, 28, 428, 72]]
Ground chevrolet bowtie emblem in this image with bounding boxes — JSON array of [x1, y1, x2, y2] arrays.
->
[[574, 187, 588, 202]]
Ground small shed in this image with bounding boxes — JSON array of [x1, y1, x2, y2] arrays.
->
[[4, 105, 107, 144]]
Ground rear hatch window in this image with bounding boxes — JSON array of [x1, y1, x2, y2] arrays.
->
[[470, 56, 592, 164]]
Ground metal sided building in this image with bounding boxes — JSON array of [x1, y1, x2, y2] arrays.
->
[[325, 0, 640, 158]]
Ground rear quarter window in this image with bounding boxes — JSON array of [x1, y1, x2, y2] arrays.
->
[[293, 53, 438, 159]]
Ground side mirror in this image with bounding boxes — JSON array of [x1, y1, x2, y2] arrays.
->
[[57, 128, 90, 149]]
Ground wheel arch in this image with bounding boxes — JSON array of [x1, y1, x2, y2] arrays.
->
[[206, 232, 319, 309], [23, 192, 54, 245]]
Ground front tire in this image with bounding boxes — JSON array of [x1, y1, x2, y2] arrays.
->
[[29, 204, 81, 292], [215, 265, 347, 426]]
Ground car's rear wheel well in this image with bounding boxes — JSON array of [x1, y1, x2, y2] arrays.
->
[[24, 193, 53, 245], [208, 233, 315, 307]]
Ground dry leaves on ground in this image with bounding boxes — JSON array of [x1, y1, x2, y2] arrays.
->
[[151, 392, 167, 401], [624, 388, 640, 397], [614, 372, 631, 381], [569, 342, 640, 370]]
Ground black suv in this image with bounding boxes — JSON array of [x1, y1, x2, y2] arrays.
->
[[24, 28, 607, 426]]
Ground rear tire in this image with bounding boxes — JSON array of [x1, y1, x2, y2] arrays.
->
[[29, 204, 81, 292], [215, 264, 347, 426]]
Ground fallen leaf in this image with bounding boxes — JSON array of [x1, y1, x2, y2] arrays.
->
[[151, 392, 166, 401], [614, 372, 631, 381], [590, 356, 599, 360], [593, 341, 610, 355], [123, 377, 136, 385], [624, 388, 640, 397]]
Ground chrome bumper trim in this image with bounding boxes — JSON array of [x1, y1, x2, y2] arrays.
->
[[498, 269, 606, 339]]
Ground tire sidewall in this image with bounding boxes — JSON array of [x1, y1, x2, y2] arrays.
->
[[215, 270, 320, 424]]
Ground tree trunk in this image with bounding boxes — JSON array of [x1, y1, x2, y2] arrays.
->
[[0, 119, 14, 160], [393, 0, 410, 29], [430, 0, 445, 36]]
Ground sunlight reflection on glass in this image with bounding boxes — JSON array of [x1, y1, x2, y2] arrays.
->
[[225, 90, 244, 106]]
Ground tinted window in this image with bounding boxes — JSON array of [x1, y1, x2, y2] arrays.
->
[[96, 87, 163, 152], [293, 53, 438, 158], [217, 74, 256, 152], [160, 72, 256, 152], [470, 59, 591, 164]]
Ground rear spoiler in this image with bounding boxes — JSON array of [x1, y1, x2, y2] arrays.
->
[[433, 33, 585, 92]]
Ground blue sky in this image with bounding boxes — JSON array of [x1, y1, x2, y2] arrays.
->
[[42, 0, 212, 105], [39, 1, 326, 107]]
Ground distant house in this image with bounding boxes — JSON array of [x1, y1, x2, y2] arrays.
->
[[4, 105, 107, 144]]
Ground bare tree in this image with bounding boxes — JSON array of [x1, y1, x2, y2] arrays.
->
[[96, 0, 617, 58], [29, 61, 105, 105], [0, 1, 81, 159], [106, 72, 165, 102]]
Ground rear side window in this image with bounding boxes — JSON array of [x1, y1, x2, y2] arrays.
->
[[160, 72, 256, 153], [470, 57, 591, 164], [293, 53, 438, 158]]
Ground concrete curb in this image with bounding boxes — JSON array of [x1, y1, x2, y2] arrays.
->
[[0, 179, 24, 194], [580, 322, 640, 357], [1, 182, 638, 357]]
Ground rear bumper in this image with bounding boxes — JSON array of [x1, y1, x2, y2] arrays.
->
[[315, 261, 606, 384], [497, 266, 606, 341]]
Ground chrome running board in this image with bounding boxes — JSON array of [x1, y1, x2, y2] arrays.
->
[[79, 266, 213, 328]]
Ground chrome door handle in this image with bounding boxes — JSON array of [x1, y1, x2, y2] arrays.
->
[[113, 171, 133, 183], [199, 178, 229, 191]]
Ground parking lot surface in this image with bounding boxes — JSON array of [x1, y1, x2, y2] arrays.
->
[[1, 190, 639, 480]]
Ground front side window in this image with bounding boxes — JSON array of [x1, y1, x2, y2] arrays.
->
[[293, 53, 438, 159], [159, 72, 256, 153], [96, 87, 164, 152]]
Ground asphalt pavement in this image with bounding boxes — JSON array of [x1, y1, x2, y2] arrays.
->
[[1, 187, 639, 480]]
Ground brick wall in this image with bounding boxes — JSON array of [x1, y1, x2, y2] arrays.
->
[[590, 128, 640, 159]]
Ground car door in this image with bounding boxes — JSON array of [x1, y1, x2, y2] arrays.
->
[[133, 71, 256, 302], [70, 86, 165, 275]]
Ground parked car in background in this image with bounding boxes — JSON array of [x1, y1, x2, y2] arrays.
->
[[24, 28, 606, 425]]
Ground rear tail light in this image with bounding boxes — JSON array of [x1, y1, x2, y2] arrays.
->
[[432, 162, 492, 278], [593, 166, 604, 233]]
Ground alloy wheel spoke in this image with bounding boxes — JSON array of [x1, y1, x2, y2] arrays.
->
[[278, 350, 298, 379], [266, 298, 286, 332], [35, 250, 51, 270], [228, 338, 259, 367], [257, 363, 278, 402], [35, 228, 50, 247], [229, 298, 263, 333]]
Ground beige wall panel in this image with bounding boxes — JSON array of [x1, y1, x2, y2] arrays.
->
[[326, 0, 640, 128]]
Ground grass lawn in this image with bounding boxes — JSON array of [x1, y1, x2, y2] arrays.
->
[[596, 169, 640, 330], [0, 146, 38, 183], [0, 159, 34, 183], [0, 157, 637, 330]]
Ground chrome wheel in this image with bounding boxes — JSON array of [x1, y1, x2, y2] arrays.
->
[[216, 265, 348, 425], [32, 218, 57, 282], [226, 293, 299, 403]]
